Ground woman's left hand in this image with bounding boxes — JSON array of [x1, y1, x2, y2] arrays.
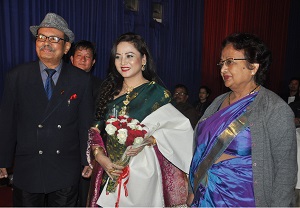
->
[[186, 193, 194, 207], [126, 146, 144, 156]]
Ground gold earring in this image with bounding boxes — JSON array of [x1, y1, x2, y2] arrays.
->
[[141, 64, 145, 71]]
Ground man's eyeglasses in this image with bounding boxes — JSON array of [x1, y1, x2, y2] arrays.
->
[[174, 92, 187, 96], [36, 34, 66, 43], [217, 58, 247, 69]]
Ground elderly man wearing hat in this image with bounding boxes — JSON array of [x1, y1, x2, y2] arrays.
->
[[0, 13, 94, 206]]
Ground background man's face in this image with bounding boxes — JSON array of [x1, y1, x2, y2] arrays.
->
[[173, 87, 188, 103], [199, 88, 209, 101], [289, 80, 300, 92], [71, 47, 95, 72]]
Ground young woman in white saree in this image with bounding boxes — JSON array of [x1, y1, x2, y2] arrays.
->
[[87, 33, 194, 207]]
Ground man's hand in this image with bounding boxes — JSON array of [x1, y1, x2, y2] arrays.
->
[[81, 166, 93, 178], [0, 168, 8, 178]]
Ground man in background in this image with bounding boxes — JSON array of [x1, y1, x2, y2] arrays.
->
[[70, 40, 102, 206], [172, 84, 199, 128], [0, 13, 93, 206], [281, 77, 300, 104], [70, 40, 102, 102], [194, 85, 212, 119]]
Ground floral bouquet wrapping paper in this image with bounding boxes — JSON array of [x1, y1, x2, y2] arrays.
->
[[105, 115, 151, 193]]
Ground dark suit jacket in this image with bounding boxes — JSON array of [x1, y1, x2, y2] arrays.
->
[[281, 92, 300, 103], [90, 74, 102, 102], [289, 100, 300, 118], [0, 61, 94, 193]]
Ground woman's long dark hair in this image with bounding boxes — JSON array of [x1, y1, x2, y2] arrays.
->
[[95, 32, 158, 121]]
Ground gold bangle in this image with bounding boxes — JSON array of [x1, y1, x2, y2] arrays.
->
[[93, 149, 100, 157], [151, 137, 157, 146], [93, 147, 103, 157], [108, 168, 115, 174]]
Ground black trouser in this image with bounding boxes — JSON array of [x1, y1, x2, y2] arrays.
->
[[13, 185, 78, 207], [77, 174, 90, 207]]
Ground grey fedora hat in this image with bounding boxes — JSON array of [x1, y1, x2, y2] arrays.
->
[[30, 13, 75, 43]]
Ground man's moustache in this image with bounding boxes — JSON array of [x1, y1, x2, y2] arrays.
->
[[40, 45, 54, 52]]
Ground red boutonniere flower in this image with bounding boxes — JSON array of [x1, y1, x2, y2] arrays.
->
[[68, 93, 77, 106]]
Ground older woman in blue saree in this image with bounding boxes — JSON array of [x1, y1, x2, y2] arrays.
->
[[190, 93, 256, 207], [188, 33, 297, 207]]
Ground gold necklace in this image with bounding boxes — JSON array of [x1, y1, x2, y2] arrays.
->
[[228, 85, 260, 105], [119, 81, 147, 116], [119, 85, 134, 116], [122, 86, 133, 106]]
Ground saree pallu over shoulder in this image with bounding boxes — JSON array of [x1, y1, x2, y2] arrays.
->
[[98, 103, 194, 207], [193, 110, 250, 193], [189, 92, 258, 204]]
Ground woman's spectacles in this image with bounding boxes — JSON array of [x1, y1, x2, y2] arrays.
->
[[36, 34, 66, 43], [217, 58, 247, 69]]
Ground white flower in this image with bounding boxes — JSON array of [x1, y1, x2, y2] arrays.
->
[[127, 122, 137, 129], [128, 119, 140, 129], [107, 117, 118, 123], [119, 119, 126, 123], [130, 119, 139, 124], [105, 124, 117, 135], [136, 125, 143, 131], [119, 115, 129, 123], [133, 137, 144, 145], [117, 128, 128, 144]]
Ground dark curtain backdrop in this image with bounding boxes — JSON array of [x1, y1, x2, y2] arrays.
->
[[1, 0, 299, 103], [0, 0, 204, 103], [201, 0, 298, 100], [285, 0, 300, 92]]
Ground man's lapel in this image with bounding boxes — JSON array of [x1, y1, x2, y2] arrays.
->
[[27, 62, 48, 103]]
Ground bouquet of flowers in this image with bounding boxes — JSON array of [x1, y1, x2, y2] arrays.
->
[[105, 115, 150, 193], [105, 115, 149, 148]]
